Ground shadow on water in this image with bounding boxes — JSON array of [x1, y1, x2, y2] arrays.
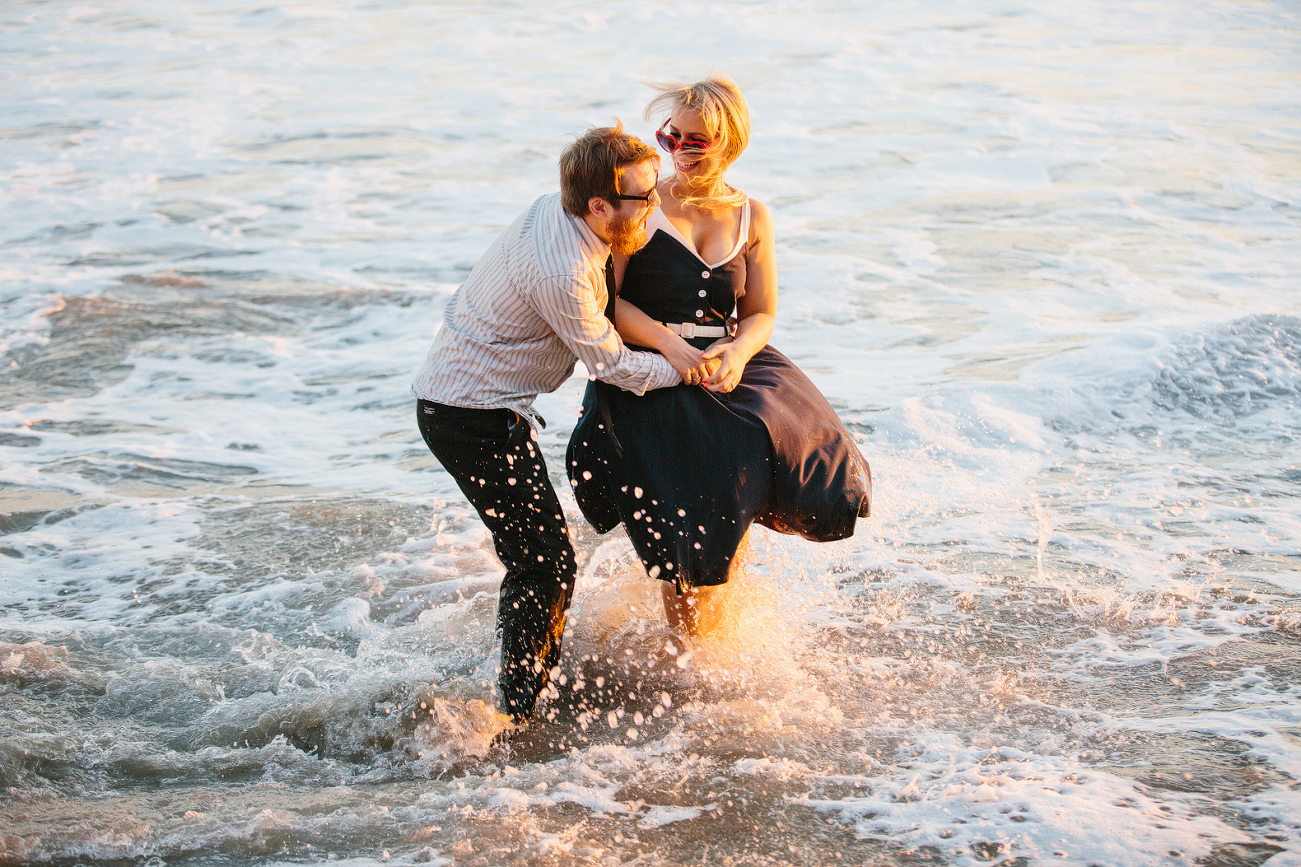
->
[[0, 293, 288, 408], [0, 272, 420, 410]]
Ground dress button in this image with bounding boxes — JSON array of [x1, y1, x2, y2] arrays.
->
[[698, 289, 707, 297], [701, 270, 710, 278], [695, 309, 704, 318]]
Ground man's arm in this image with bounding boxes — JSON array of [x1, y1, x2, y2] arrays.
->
[[530, 274, 681, 394]]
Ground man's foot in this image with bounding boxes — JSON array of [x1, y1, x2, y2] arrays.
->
[[490, 710, 530, 747]]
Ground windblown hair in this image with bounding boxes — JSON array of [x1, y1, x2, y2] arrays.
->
[[559, 121, 659, 217], [643, 74, 750, 211]]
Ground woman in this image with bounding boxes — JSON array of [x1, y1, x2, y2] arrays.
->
[[567, 75, 871, 636]]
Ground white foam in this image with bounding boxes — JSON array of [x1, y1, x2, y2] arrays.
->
[[1, 0, 1299, 863]]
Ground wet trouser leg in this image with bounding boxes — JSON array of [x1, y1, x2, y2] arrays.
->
[[416, 399, 576, 722]]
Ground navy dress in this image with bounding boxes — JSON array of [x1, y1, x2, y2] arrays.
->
[[567, 205, 871, 591]]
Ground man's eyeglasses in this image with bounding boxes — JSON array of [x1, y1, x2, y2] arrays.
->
[[656, 121, 717, 155], [608, 188, 656, 204]]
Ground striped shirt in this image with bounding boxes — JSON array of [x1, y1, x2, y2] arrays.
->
[[411, 193, 681, 428]]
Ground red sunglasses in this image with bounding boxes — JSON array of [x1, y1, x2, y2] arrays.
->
[[655, 121, 717, 155]]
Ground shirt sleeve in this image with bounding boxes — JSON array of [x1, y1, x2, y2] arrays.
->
[[530, 273, 682, 395]]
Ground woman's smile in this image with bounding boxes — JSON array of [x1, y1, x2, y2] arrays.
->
[[675, 153, 703, 173]]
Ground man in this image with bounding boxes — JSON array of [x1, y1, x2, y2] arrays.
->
[[412, 123, 691, 724]]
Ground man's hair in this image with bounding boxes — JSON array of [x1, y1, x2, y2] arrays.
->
[[559, 121, 658, 217]]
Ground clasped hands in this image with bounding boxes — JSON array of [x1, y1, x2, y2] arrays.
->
[[669, 337, 745, 393]]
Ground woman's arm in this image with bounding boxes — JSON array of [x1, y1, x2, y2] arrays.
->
[[702, 199, 777, 392], [611, 254, 717, 384]]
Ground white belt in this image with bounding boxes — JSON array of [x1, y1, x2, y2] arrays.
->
[[663, 322, 728, 338]]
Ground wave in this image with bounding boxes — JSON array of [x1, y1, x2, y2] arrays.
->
[[1149, 314, 1301, 425]]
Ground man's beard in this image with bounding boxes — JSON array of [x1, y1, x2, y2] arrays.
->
[[608, 213, 648, 256]]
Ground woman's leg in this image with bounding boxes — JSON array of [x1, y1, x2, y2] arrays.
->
[[660, 532, 750, 638], [660, 581, 729, 637]]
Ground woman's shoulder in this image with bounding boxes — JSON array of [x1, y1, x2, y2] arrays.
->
[[746, 197, 773, 244]]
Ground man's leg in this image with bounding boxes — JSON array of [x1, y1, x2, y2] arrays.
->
[[416, 400, 577, 722]]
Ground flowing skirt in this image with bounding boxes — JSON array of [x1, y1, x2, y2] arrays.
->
[[567, 345, 871, 590]]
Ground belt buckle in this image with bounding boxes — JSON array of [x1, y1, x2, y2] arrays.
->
[[680, 323, 697, 338]]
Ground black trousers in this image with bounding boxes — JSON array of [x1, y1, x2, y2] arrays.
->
[[416, 399, 576, 722]]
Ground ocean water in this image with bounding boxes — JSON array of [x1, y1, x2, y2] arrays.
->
[[2, 0, 1299, 864]]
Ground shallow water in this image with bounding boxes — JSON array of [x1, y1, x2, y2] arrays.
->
[[2, 1, 1300, 865]]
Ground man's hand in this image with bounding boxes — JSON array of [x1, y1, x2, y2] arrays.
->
[[661, 335, 718, 386], [688, 355, 722, 386]]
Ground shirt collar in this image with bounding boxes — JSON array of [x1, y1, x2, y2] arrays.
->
[[567, 205, 611, 267]]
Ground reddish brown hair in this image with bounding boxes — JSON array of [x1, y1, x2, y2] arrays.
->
[[559, 121, 659, 217]]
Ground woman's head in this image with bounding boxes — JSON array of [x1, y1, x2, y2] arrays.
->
[[645, 74, 750, 209]]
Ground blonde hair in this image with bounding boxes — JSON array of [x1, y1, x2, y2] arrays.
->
[[643, 74, 750, 211], [559, 120, 659, 217]]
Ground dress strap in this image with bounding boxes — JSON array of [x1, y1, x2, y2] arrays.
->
[[720, 199, 751, 266], [646, 201, 751, 268]]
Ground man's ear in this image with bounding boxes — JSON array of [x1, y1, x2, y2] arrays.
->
[[587, 195, 612, 219]]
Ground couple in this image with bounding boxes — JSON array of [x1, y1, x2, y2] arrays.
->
[[412, 75, 872, 725]]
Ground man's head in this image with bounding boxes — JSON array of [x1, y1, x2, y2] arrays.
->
[[560, 122, 661, 254]]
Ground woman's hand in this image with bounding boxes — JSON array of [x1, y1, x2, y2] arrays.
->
[[610, 297, 719, 385], [695, 199, 777, 394], [701, 338, 747, 392]]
